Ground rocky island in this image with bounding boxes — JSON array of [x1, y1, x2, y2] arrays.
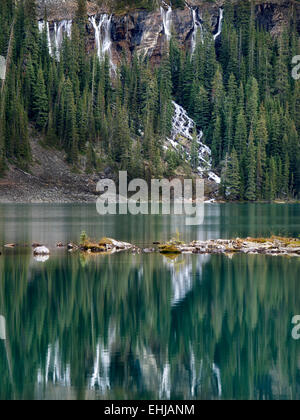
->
[[20, 235, 300, 258]]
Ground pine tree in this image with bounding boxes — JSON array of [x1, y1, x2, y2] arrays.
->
[[245, 76, 259, 129], [33, 66, 48, 130], [63, 77, 78, 163], [211, 65, 224, 120], [158, 55, 173, 137], [234, 109, 247, 159], [245, 128, 256, 201], [282, 152, 290, 198], [267, 157, 277, 201], [222, 148, 241, 200], [191, 129, 199, 170], [193, 84, 210, 130], [211, 115, 222, 167], [224, 73, 237, 152], [169, 37, 182, 102], [86, 142, 96, 174]]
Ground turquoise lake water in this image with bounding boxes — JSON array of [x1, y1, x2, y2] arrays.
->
[[0, 203, 299, 400]]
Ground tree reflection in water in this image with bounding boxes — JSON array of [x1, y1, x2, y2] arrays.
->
[[0, 251, 300, 400]]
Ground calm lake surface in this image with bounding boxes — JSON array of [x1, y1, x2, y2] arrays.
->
[[0, 203, 299, 400]]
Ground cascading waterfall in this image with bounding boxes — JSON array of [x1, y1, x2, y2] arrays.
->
[[46, 22, 52, 56], [168, 102, 221, 184], [89, 15, 115, 70], [38, 20, 53, 56], [189, 6, 204, 54], [160, 1, 172, 42], [0, 315, 5, 340], [38, 19, 72, 59], [90, 16, 101, 59], [0, 55, 7, 81], [54, 20, 72, 59], [54, 22, 59, 56], [213, 8, 224, 40]]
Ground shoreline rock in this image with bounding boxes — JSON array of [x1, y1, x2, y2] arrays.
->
[[33, 246, 50, 256], [176, 237, 300, 257], [79, 237, 134, 254], [78, 236, 300, 257], [2, 236, 300, 258]]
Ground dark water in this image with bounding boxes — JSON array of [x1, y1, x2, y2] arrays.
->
[[0, 203, 299, 400]]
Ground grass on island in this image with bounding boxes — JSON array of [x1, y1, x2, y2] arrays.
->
[[77, 231, 300, 256], [79, 231, 109, 253], [246, 236, 300, 247], [158, 230, 184, 254]]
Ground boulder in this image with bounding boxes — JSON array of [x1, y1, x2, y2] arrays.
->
[[33, 246, 50, 255]]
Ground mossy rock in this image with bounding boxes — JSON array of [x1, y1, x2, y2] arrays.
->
[[99, 237, 114, 246], [159, 244, 182, 254], [81, 243, 106, 253], [246, 237, 269, 244], [286, 240, 300, 248]]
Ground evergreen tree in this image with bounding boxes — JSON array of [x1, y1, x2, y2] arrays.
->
[[245, 128, 256, 201], [63, 77, 78, 163], [191, 129, 199, 170], [211, 115, 222, 167], [33, 66, 48, 130], [222, 149, 241, 200], [234, 109, 247, 159]]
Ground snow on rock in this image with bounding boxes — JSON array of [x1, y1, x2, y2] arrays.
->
[[167, 101, 220, 183]]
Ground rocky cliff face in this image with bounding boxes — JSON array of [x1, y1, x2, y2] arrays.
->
[[37, 0, 300, 66]]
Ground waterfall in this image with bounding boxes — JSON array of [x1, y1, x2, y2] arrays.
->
[[0, 55, 6, 81], [54, 20, 72, 59], [189, 7, 203, 54], [167, 102, 221, 183], [213, 8, 224, 40], [160, 2, 172, 42], [38, 20, 53, 56], [38, 19, 72, 59], [46, 22, 52, 56], [90, 16, 101, 59], [89, 15, 115, 70], [0, 315, 5, 340]]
